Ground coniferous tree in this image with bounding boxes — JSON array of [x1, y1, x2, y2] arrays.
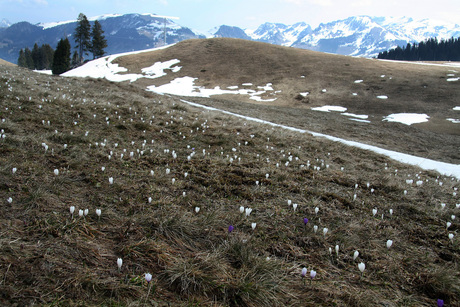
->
[[52, 38, 71, 75], [74, 13, 91, 63], [71, 51, 80, 67], [90, 20, 107, 59], [31, 43, 41, 69], [378, 36, 460, 61], [42, 44, 54, 70], [24, 47, 34, 69], [17, 49, 27, 67]]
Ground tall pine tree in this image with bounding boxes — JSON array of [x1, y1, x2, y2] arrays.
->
[[90, 20, 107, 59], [74, 13, 91, 63], [17, 49, 27, 67], [52, 38, 71, 75]]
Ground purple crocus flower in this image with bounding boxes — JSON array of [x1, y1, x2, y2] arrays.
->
[[303, 218, 309, 225], [437, 299, 444, 307], [228, 225, 234, 233]]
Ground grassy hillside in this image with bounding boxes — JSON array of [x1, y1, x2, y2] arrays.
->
[[0, 63, 459, 306], [0, 58, 15, 66], [113, 38, 460, 164]]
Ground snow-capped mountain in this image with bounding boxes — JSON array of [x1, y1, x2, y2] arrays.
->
[[0, 19, 11, 28], [1, 13, 460, 64], [0, 13, 205, 63], [212, 16, 460, 57]]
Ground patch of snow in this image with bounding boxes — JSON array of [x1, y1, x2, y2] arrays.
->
[[454, 106, 460, 111], [349, 118, 371, 123], [146, 77, 276, 101], [141, 59, 181, 78], [378, 59, 460, 68], [447, 77, 459, 82], [377, 95, 388, 99], [250, 95, 277, 102], [33, 70, 52, 75], [227, 86, 239, 89], [447, 118, 460, 124], [322, 89, 327, 93], [63, 44, 176, 80], [352, 93, 358, 96], [354, 80, 363, 83], [383, 113, 429, 125], [180, 99, 460, 180], [311, 106, 347, 112], [342, 113, 368, 119], [242, 83, 253, 86], [300, 92, 309, 97], [257, 83, 274, 91]]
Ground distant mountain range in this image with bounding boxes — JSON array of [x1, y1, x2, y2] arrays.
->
[[0, 13, 205, 63], [215, 16, 460, 57], [1, 13, 460, 64]]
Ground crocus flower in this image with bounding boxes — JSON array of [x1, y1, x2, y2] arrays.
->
[[389, 209, 393, 215], [287, 199, 292, 206], [239, 206, 244, 213], [437, 299, 444, 307], [145, 273, 152, 283], [301, 267, 307, 278], [245, 208, 252, 217], [386, 240, 393, 249], [315, 207, 319, 215], [7, 197, 12, 203], [335, 245, 339, 256], [358, 262, 365, 273], [12, 167, 17, 174], [84, 209, 88, 216], [303, 218, 309, 225], [323, 228, 328, 236], [96, 209, 101, 217], [293, 203, 298, 211], [313, 225, 318, 233], [54, 169, 59, 176], [310, 270, 317, 279], [447, 222, 452, 229], [195, 207, 200, 213], [251, 222, 257, 230], [117, 258, 123, 271], [228, 225, 234, 233], [79, 209, 84, 217], [70, 206, 75, 215], [353, 250, 359, 261], [109, 177, 114, 184], [372, 208, 377, 216], [449, 233, 454, 242]]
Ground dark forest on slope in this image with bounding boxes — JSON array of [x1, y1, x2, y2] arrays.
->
[[378, 37, 460, 61]]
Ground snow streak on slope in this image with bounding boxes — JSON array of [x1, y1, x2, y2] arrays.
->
[[180, 99, 460, 180]]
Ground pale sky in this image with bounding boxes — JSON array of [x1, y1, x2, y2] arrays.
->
[[1, 0, 459, 32]]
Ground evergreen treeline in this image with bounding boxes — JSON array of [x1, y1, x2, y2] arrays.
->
[[378, 37, 460, 61], [17, 13, 107, 74], [17, 44, 54, 70]]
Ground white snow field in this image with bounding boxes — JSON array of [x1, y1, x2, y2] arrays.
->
[[383, 113, 430, 125], [62, 47, 460, 179]]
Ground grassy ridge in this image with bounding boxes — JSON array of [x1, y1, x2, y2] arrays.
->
[[0, 64, 459, 306]]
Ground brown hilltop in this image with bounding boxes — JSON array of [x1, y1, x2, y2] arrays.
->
[[114, 38, 460, 163]]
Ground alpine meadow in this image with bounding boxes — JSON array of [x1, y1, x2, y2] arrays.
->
[[0, 36, 459, 306]]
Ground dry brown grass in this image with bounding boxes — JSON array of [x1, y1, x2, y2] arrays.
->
[[114, 38, 460, 164], [0, 58, 15, 66], [0, 60, 459, 306]]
